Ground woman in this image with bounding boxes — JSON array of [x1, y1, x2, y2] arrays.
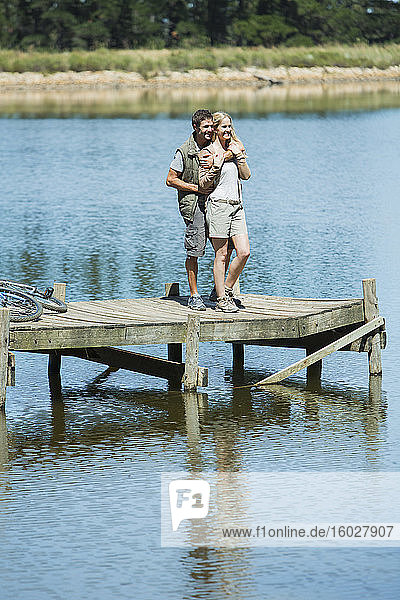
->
[[199, 112, 251, 312]]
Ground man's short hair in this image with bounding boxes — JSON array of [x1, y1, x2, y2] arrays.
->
[[192, 109, 213, 130]]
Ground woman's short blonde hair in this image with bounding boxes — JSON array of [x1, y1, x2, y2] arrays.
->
[[212, 111, 240, 142]]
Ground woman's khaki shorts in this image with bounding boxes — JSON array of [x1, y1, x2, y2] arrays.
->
[[206, 200, 248, 239]]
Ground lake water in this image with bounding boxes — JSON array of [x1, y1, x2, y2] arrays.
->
[[0, 83, 399, 599]]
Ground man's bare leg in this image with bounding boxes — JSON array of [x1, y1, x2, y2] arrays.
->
[[186, 256, 199, 296]]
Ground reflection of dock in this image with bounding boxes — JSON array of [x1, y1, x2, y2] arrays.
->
[[0, 279, 386, 409]]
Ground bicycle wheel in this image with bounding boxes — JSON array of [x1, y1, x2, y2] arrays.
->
[[0, 287, 43, 322], [39, 296, 67, 313]]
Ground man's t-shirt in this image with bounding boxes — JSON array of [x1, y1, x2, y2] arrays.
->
[[169, 138, 201, 173], [170, 150, 184, 173]]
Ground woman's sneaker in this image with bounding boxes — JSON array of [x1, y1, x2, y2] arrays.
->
[[225, 286, 245, 309], [187, 294, 206, 311], [215, 295, 239, 313]]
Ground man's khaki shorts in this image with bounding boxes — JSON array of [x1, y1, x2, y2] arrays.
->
[[184, 202, 207, 257], [206, 199, 248, 239]]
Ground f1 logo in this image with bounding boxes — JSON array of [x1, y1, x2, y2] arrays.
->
[[169, 480, 210, 531]]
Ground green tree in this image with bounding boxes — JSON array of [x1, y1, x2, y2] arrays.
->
[[232, 13, 296, 45], [0, 1, 20, 47]]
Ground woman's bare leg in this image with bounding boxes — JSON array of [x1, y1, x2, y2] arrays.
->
[[224, 233, 250, 289], [211, 238, 230, 298]]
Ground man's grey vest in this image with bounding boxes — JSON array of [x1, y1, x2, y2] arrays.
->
[[177, 133, 204, 222]]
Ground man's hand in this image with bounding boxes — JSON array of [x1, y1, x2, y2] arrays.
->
[[166, 168, 198, 193], [199, 152, 213, 170], [213, 151, 225, 169]]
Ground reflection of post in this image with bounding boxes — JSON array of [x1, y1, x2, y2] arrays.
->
[[232, 384, 252, 416], [183, 314, 200, 391], [183, 392, 203, 470], [48, 282, 67, 379], [304, 397, 320, 427], [0, 308, 10, 411], [196, 392, 209, 421], [183, 392, 201, 440], [364, 375, 383, 460], [50, 390, 66, 444], [306, 347, 322, 390], [362, 278, 382, 376], [0, 410, 8, 466]]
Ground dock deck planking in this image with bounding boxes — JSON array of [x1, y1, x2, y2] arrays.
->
[[8, 293, 365, 352]]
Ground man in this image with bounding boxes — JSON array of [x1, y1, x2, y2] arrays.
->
[[166, 109, 214, 311]]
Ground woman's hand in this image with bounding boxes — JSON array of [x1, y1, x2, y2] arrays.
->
[[223, 150, 234, 161], [228, 140, 246, 156]]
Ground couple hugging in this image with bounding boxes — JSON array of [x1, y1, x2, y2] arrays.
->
[[166, 109, 251, 313]]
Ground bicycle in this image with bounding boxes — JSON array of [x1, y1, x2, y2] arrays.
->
[[0, 286, 43, 322], [0, 279, 68, 322]]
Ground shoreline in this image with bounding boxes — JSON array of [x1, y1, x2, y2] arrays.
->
[[1, 65, 400, 91]]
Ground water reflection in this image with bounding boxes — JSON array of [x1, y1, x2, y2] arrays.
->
[[1, 80, 400, 118], [183, 547, 253, 600], [0, 411, 8, 468], [5, 377, 386, 470]]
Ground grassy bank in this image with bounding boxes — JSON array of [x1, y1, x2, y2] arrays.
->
[[1, 44, 400, 77]]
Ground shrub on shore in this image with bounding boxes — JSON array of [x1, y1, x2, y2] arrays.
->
[[0, 44, 400, 76]]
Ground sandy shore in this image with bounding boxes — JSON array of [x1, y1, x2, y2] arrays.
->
[[1, 65, 400, 90]]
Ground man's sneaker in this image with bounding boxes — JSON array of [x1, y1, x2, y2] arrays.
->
[[187, 294, 206, 311], [225, 286, 245, 309], [209, 286, 217, 302], [215, 295, 239, 313]]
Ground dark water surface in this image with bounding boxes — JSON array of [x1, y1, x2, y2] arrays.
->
[[0, 87, 399, 599]]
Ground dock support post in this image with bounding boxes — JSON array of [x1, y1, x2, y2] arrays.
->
[[306, 347, 322, 389], [0, 308, 10, 412], [48, 350, 61, 377], [183, 314, 200, 391], [232, 343, 244, 375], [362, 278, 382, 376], [48, 282, 66, 378], [165, 283, 183, 388], [369, 373, 382, 405]]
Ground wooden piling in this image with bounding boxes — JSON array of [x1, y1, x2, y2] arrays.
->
[[369, 373, 382, 405], [165, 283, 183, 388], [165, 283, 183, 362], [0, 308, 10, 411], [53, 282, 67, 303], [183, 314, 200, 391], [232, 342, 244, 374], [48, 282, 66, 378], [7, 353, 15, 387], [362, 278, 382, 376]]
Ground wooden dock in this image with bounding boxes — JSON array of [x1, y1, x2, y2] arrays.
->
[[0, 279, 386, 410]]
